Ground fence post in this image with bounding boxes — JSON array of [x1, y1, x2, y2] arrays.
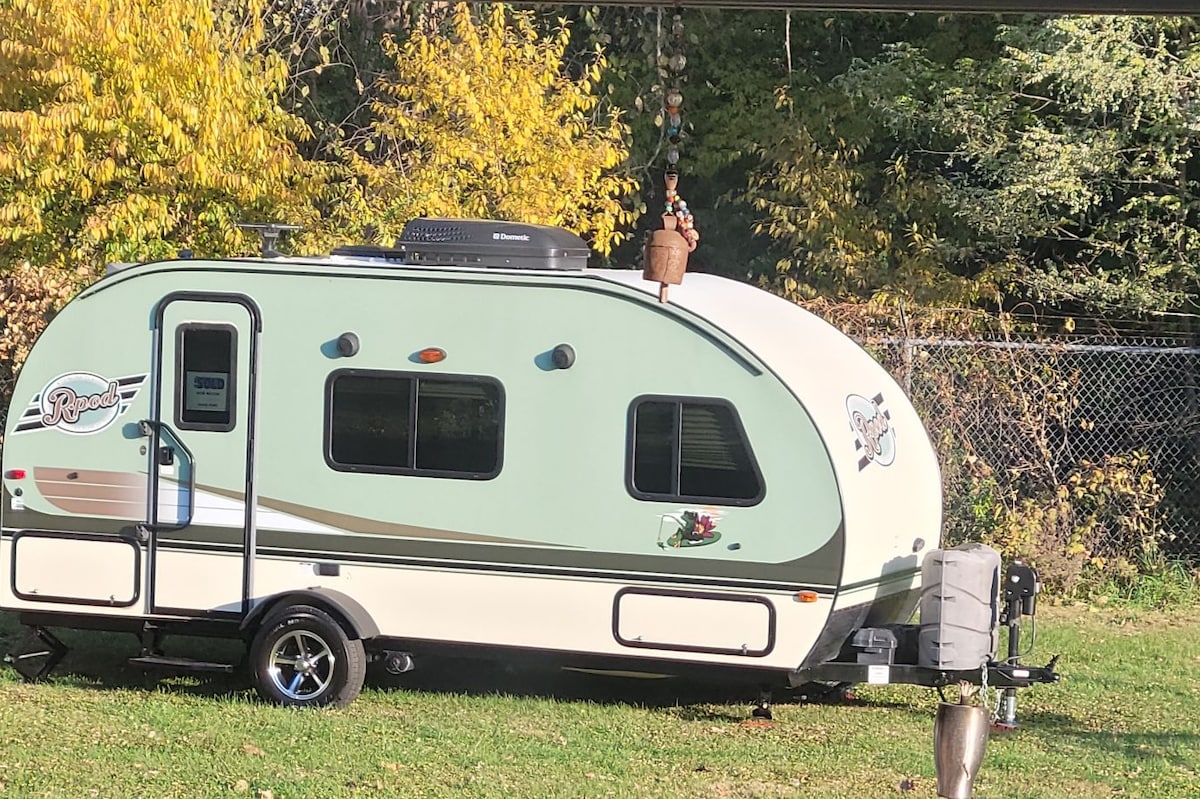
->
[[899, 302, 914, 396]]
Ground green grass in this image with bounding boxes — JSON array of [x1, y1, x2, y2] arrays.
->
[[1088, 557, 1200, 610], [0, 605, 1197, 799]]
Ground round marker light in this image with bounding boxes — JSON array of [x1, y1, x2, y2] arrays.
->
[[418, 348, 446, 364], [551, 344, 576, 370], [336, 332, 360, 357]]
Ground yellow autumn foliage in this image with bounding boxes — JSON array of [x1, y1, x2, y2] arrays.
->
[[359, 5, 637, 255], [0, 259, 90, 451], [0, 0, 317, 271]]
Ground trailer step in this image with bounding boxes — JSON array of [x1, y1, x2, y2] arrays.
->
[[128, 656, 236, 674]]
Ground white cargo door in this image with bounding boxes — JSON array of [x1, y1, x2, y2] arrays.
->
[[614, 588, 775, 657], [12, 532, 140, 606]]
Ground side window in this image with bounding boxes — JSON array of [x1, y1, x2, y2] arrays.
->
[[326, 370, 503, 479], [176, 324, 236, 432], [627, 397, 763, 505], [328, 373, 412, 469]]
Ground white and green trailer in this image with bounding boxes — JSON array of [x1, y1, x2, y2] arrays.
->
[[0, 219, 1056, 713]]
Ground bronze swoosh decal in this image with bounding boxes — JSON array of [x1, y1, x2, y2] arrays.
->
[[195, 483, 569, 547], [3, 485, 845, 590], [34, 467, 144, 519]]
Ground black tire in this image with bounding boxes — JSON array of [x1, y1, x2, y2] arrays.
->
[[249, 604, 366, 708]]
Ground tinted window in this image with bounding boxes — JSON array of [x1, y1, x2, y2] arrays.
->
[[629, 398, 762, 504], [415, 379, 501, 474], [176, 325, 236, 431], [327, 371, 502, 478], [631, 401, 676, 495], [679, 404, 760, 499], [329, 374, 412, 469]]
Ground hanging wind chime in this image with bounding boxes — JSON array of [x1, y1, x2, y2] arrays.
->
[[643, 9, 699, 303]]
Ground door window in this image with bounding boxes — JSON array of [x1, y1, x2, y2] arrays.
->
[[175, 324, 237, 432]]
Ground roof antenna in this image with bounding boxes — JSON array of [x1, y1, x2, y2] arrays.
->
[[236, 223, 301, 257]]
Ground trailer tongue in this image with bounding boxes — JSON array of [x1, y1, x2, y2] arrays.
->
[[789, 551, 1059, 730]]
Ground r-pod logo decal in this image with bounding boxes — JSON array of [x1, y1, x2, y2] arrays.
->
[[847, 392, 895, 470], [12, 372, 147, 435]]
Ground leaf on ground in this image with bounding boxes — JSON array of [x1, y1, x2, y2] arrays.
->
[[243, 744, 265, 756], [233, 779, 250, 793]]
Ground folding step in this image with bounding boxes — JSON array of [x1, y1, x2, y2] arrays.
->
[[128, 655, 236, 674]]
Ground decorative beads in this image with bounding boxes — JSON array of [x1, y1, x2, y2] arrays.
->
[[664, 187, 700, 250], [657, 11, 699, 253]]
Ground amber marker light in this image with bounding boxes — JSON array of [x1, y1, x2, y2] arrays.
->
[[417, 348, 447, 364], [796, 590, 819, 603], [5, 469, 26, 480]]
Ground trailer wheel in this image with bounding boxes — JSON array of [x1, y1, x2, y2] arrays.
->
[[249, 604, 366, 708]]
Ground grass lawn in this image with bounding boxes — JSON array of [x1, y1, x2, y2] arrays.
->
[[0, 604, 1196, 799]]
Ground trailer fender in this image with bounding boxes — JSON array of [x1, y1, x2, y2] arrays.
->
[[241, 589, 381, 641]]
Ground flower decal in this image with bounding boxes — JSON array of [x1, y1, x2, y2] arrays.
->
[[662, 510, 721, 548]]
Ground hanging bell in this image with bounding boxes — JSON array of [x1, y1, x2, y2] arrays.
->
[[644, 224, 690, 301], [933, 701, 990, 799]]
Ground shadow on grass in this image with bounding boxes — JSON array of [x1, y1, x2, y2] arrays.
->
[[372, 654, 776, 712], [0, 613, 873, 715], [14, 611, 1189, 764], [0, 617, 250, 701], [1006, 709, 1200, 770]]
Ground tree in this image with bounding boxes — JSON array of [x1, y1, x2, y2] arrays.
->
[[0, 0, 319, 272], [742, 13, 1007, 305], [826, 15, 1200, 312], [351, 5, 637, 255]]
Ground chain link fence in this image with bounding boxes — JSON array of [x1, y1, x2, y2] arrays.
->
[[861, 328, 1200, 576]]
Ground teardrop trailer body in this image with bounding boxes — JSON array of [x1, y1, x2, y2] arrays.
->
[[0, 218, 1057, 712]]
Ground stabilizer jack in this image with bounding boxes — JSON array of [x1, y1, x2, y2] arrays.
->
[[3, 626, 67, 682]]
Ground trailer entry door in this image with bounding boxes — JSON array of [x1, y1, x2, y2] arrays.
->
[[145, 294, 260, 617]]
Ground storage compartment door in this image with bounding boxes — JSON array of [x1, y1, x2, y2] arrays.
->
[[613, 588, 775, 657], [11, 531, 140, 607]]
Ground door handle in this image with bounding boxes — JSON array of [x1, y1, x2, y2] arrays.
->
[[138, 419, 195, 533]]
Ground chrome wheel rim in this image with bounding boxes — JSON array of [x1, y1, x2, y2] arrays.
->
[[267, 629, 336, 701]]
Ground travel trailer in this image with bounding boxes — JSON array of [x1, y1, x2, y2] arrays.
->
[[1, 218, 1056, 713]]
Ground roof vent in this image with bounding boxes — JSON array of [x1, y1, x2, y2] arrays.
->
[[331, 218, 590, 271]]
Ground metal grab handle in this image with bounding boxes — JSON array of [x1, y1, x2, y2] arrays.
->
[[138, 419, 196, 533]]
